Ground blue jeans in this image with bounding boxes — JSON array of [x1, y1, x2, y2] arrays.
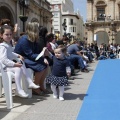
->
[[98, 55, 107, 60], [67, 54, 85, 70]]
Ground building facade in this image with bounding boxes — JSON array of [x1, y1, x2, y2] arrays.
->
[[47, 0, 85, 40], [0, 0, 52, 34], [86, 0, 120, 45], [62, 11, 85, 40]]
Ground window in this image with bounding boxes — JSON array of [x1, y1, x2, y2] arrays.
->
[[54, 25, 59, 26], [54, 13, 58, 17], [96, 1, 106, 21], [97, 7, 105, 21], [74, 27, 76, 32], [69, 27, 72, 32], [70, 19, 73, 25], [54, 5, 59, 10], [73, 27, 74, 32]]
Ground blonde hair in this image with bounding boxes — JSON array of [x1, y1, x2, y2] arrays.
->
[[26, 22, 39, 42]]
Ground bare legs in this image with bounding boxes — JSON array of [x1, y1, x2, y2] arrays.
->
[[33, 67, 48, 94]]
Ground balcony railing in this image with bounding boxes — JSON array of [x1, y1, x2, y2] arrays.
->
[[86, 16, 120, 22], [69, 23, 76, 25]]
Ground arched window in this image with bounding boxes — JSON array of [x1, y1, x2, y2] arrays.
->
[[0, 6, 14, 25], [96, 1, 106, 21]]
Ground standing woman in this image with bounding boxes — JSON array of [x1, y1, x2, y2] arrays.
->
[[14, 22, 48, 95]]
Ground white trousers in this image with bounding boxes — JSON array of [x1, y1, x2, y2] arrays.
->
[[6, 63, 33, 92]]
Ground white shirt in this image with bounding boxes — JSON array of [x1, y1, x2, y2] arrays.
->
[[0, 42, 19, 67], [50, 42, 56, 50]]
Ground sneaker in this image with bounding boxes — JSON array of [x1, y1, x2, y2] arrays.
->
[[16, 90, 28, 98], [59, 97, 64, 101], [53, 94, 58, 99], [28, 83, 40, 89]]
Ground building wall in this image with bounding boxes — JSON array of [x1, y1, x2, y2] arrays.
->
[[86, 0, 120, 45], [0, 0, 52, 34], [62, 13, 84, 40], [48, 0, 85, 40]]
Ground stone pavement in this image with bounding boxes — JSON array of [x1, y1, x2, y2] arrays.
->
[[0, 60, 98, 120]]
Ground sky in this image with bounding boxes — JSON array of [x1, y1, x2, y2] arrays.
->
[[72, 0, 87, 22]]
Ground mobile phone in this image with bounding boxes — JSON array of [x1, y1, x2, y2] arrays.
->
[[13, 59, 17, 63]]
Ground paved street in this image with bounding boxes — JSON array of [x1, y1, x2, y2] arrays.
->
[[0, 60, 98, 120]]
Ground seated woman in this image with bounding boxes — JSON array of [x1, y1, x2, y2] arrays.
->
[[14, 22, 49, 95]]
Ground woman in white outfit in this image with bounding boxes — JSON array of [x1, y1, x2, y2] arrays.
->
[[0, 25, 40, 98]]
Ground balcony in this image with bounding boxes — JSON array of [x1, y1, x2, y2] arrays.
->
[[69, 23, 76, 25], [86, 16, 120, 23]]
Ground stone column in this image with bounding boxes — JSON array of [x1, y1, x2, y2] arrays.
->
[[110, 0, 115, 19], [87, 30, 94, 44], [87, 1, 93, 21]]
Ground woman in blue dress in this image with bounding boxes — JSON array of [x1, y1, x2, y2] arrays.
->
[[14, 22, 48, 95]]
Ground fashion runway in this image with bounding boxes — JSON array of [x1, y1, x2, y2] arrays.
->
[[77, 59, 120, 120]]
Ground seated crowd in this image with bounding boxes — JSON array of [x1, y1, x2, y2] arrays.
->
[[0, 19, 118, 102]]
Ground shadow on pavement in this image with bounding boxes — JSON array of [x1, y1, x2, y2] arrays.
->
[[65, 93, 88, 100], [0, 94, 50, 120]]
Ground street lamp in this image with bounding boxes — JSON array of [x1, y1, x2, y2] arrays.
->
[[62, 19, 67, 36], [19, 0, 29, 32]]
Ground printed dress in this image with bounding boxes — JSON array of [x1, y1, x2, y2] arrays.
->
[[46, 56, 70, 86]]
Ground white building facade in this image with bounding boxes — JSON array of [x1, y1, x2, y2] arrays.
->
[[47, 0, 85, 40]]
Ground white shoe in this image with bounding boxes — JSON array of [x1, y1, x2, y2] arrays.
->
[[28, 83, 40, 89], [59, 97, 64, 101], [53, 94, 58, 99], [16, 90, 28, 98]]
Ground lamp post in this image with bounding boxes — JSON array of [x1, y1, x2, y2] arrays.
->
[[19, 0, 29, 32], [62, 19, 67, 36]]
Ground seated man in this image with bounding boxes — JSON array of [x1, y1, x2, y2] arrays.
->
[[98, 50, 108, 60], [67, 41, 89, 72], [109, 49, 116, 59]]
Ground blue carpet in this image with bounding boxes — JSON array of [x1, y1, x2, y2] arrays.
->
[[77, 59, 120, 120]]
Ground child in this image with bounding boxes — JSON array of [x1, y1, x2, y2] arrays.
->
[[46, 45, 71, 101], [0, 25, 40, 98]]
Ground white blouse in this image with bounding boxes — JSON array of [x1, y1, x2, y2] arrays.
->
[[0, 42, 19, 67]]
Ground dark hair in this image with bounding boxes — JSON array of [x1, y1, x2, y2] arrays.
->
[[0, 19, 11, 26], [39, 26, 48, 37], [20, 32, 26, 36], [46, 33, 54, 39], [0, 25, 13, 34]]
